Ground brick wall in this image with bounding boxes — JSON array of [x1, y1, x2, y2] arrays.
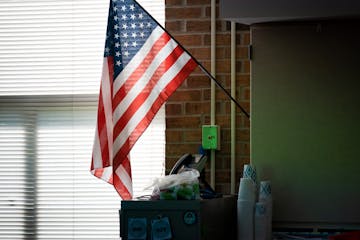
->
[[165, 0, 251, 194]]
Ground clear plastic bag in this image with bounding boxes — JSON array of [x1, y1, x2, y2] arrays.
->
[[145, 169, 200, 200]]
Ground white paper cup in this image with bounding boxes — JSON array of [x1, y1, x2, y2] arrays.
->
[[255, 202, 267, 240], [243, 164, 257, 184], [259, 180, 272, 200], [237, 199, 255, 240], [238, 177, 256, 202]]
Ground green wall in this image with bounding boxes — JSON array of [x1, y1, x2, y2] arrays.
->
[[251, 21, 360, 227]]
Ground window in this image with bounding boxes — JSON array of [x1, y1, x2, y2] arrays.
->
[[0, 0, 165, 239]]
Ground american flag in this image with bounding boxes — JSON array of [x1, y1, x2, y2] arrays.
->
[[90, 0, 198, 199]]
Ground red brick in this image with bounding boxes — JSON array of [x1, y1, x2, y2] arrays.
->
[[215, 115, 230, 127], [188, 47, 211, 60], [187, 75, 210, 88], [168, 89, 202, 101], [216, 184, 231, 194], [165, 0, 184, 6], [166, 129, 183, 142], [187, 20, 211, 32], [242, 32, 251, 45], [236, 142, 250, 155], [240, 87, 250, 100], [242, 60, 250, 73], [203, 34, 211, 46], [237, 74, 250, 85], [216, 34, 231, 45], [237, 129, 250, 141], [166, 143, 199, 155], [166, 116, 201, 128], [175, 34, 203, 46], [183, 129, 202, 142], [187, 0, 211, 5], [166, 6, 202, 19], [237, 46, 249, 59], [166, 103, 183, 115], [165, 20, 185, 32], [216, 47, 228, 59], [204, 5, 219, 18], [216, 59, 231, 73], [185, 102, 211, 114], [215, 169, 230, 182]]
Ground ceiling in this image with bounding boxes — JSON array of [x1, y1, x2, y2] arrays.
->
[[219, 0, 360, 25]]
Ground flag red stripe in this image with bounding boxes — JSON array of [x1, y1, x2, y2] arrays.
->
[[113, 166, 132, 199], [113, 45, 184, 138], [113, 58, 198, 170], [96, 90, 110, 167], [112, 32, 171, 110]]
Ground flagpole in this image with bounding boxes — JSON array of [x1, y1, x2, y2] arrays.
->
[[134, 0, 251, 119]]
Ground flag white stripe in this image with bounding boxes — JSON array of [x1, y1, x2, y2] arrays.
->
[[101, 167, 113, 182], [113, 26, 164, 93], [92, 129, 102, 169], [100, 58, 114, 164], [113, 52, 192, 153], [115, 165, 133, 195], [112, 38, 178, 123]]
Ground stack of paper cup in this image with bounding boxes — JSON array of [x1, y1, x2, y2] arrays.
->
[[258, 181, 272, 240], [237, 164, 257, 240]]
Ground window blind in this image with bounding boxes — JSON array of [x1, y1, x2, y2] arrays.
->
[[0, 0, 165, 239]]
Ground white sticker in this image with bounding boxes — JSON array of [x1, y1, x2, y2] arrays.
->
[[128, 217, 147, 240], [151, 217, 172, 240]]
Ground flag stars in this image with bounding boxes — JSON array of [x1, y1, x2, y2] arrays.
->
[[105, 47, 110, 53], [106, 1, 158, 66]]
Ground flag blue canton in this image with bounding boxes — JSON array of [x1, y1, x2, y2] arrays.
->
[[104, 0, 157, 78]]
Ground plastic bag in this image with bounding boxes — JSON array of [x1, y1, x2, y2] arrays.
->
[[145, 169, 200, 200]]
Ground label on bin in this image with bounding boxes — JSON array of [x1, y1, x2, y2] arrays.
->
[[151, 217, 172, 240], [128, 217, 147, 240]]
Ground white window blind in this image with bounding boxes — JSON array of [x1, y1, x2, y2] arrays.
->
[[0, 0, 165, 239]]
